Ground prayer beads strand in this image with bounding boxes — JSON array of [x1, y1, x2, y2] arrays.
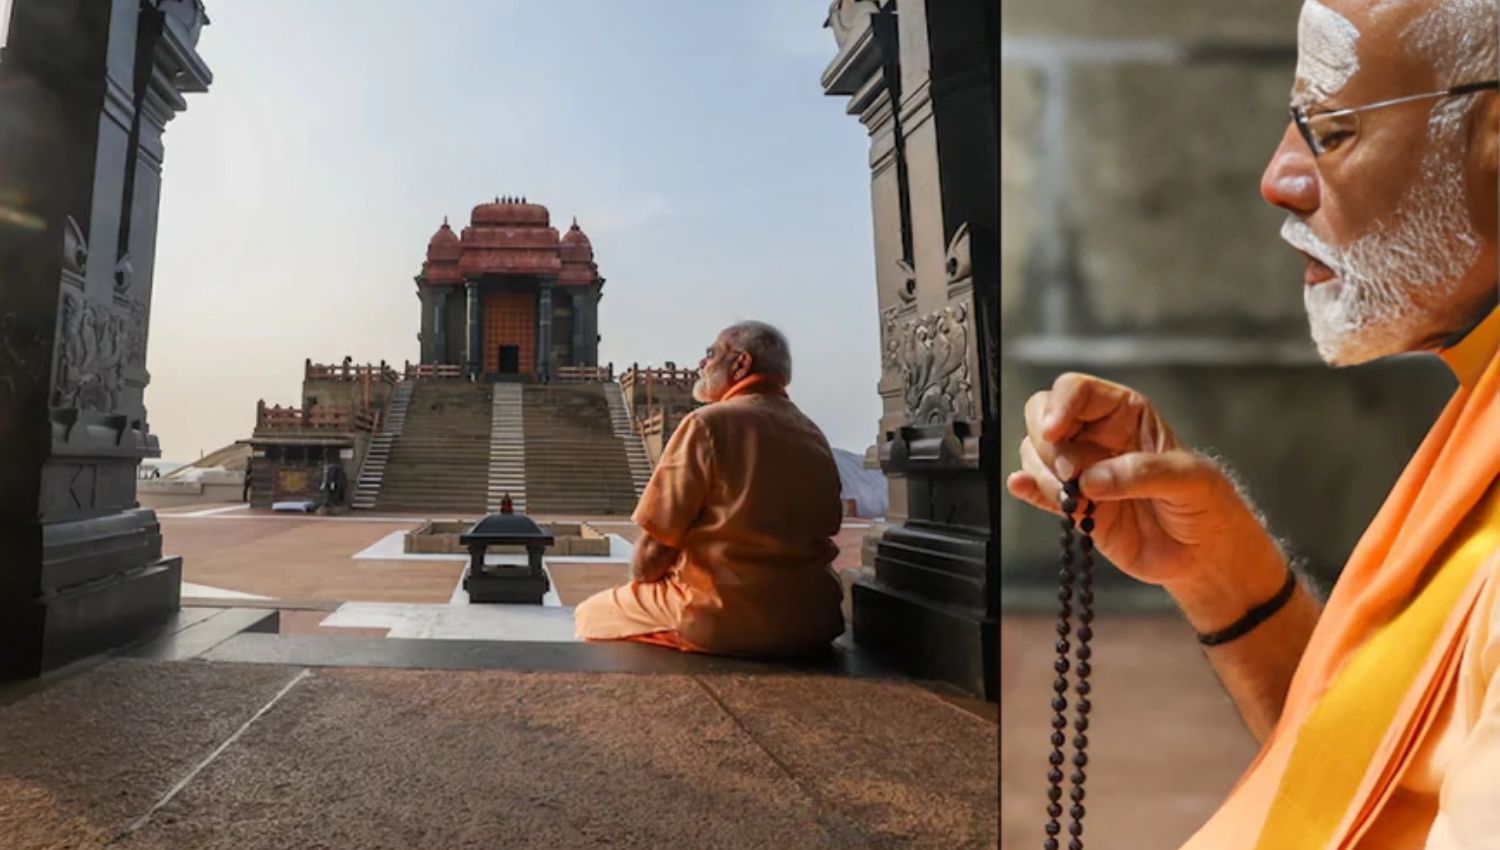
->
[[1043, 478, 1093, 850]]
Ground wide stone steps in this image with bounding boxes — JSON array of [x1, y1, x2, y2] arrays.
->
[[519, 384, 639, 515], [373, 382, 493, 513]]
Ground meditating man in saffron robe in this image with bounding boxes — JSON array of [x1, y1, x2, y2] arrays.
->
[[574, 321, 845, 657], [1009, 0, 1500, 846]]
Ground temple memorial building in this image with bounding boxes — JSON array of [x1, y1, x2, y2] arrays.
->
[[417, 197, 603, 380]]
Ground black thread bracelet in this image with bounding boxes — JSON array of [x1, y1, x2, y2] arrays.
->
[[1196, 567, 1298, 647]]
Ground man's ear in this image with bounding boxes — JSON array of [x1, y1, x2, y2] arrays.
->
[[1476, 92, 1500, 178]]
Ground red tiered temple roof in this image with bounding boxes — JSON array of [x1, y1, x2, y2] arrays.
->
[[419, 197, 599, 286]]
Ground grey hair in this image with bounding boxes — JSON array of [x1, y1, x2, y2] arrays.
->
[[720, 321, 793, 381], [1403, 0, 1499, 132]]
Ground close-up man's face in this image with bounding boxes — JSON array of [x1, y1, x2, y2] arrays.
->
[[1261, 0, 1499, 366]]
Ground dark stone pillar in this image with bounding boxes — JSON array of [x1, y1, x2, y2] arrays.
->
[[0, 0, 212, 678], [823, 0, 998, 700], [465, 280, 481, 377], [536, 280, 554, 381], [571, 290, 587, 367], [433, 288, 448, 365], [417, 285, 433, 363], [584, 285, 601, 367]]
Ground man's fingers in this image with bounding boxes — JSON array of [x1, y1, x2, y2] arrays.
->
[[1043, 373, 1134, 443], [1006, 471, 1064, 517], [1078, 450, 1216, 503], [1018, 438, 1066, 508]]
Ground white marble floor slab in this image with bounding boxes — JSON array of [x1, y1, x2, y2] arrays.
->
[[319, 601, 579, 642], [352, 530, 634, 565], [181, 581, 272, 600]]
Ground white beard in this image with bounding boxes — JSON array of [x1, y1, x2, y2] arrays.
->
[[1281, 134, 1480, 365], [692, 366, 728, 403]]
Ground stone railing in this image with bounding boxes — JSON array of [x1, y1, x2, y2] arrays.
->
[[553, 364, 615, 383], [255, 401, 374, 434], [304, 359, 400, 385], [638, 407, 668, 464], [404, 362, 465, 381], [620, 363, 699, 393]]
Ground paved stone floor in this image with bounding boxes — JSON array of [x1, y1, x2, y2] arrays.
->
[[0, 656, 997, 849], [153, 506, 872, 607], [1000, 614, 1261, 848]]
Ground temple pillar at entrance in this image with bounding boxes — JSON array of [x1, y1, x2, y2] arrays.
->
[[433, 289, 449, 365], [536, 281, 554, 381], [465, 280, 481, 377], [571, 290, 587, 366], [822, 0, 998, 699], [0, 0, 212, 677]]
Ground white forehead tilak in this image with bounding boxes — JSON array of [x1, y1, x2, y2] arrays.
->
[[1296, 1, 1362, 103]]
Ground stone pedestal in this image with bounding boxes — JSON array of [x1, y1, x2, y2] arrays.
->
[[0, 0, 212, 678], [823, 0, 999, 699]]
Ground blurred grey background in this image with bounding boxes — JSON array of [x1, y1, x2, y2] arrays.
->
[[999, 0, 1456, 613]]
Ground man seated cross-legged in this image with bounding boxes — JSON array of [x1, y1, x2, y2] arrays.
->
[[573, 321, 846, 657]]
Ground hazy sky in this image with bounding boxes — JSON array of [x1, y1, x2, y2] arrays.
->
[[146, 0, 880, 461]]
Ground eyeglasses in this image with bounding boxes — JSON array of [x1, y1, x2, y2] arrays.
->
[[1290, 79, 1499, 157]]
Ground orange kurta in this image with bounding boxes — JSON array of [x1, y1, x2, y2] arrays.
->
[[573, 374, 846, 656], [1182, 305, 1500, 849]]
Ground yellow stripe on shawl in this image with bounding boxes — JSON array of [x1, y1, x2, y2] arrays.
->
[[1254, 481, 1500, 850]]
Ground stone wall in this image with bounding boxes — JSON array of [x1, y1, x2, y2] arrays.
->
[[1000, 1, 1453, 609]]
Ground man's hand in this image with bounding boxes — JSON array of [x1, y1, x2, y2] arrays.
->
[[1007, 372, 1319, 740], [631, 534, 679, 584], [1006, 372, 1289, 620]]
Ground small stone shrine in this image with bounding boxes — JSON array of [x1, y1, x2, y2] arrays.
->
[[461, 509, 555, 605]]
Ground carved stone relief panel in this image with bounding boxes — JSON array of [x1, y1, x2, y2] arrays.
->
[[53, 290, 135, 413], [882, 300, 978, 427]]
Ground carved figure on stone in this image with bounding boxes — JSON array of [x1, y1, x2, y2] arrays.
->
[[114, 253, 133, 294], [825, 0, 881, 49], [62, 216, 87, 276], [883, 302, 976, 426], [54, 291, 127, 413], [945, 223, 972, 284]]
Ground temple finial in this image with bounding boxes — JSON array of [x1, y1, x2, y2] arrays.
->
[[442, 215, 448, 226], [572, 216, 578, 228]]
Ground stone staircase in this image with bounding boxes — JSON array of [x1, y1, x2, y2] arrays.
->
[[488, 384, 527, 513], [604, 382, 652, 497], [522, 384, 640, 515], [374, 382, 493, 514], [352, 382, 412, 510]]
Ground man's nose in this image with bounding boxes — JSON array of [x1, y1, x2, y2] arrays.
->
[[1260, 124, 1320, 215]]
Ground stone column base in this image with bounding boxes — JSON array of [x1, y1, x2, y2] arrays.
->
[[852, 578, 997, 700], [0, 556, 182, 679]]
